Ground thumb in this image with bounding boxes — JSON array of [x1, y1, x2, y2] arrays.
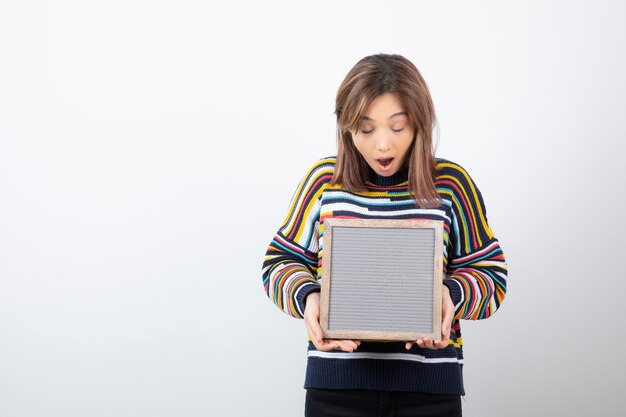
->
[[306, 315, 323, 343]]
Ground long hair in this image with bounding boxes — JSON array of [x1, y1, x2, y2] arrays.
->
[[331, 54, 440, 208]]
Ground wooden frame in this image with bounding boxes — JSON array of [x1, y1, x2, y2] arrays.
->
[[320, 218, 443, 341]]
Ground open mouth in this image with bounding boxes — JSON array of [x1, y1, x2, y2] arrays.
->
[[376, 157, 394, 169]]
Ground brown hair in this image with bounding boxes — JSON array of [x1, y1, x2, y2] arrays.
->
[[331, 54, 440, 208]]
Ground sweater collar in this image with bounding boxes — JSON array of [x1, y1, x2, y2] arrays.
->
[[367, 166, 409, 187]]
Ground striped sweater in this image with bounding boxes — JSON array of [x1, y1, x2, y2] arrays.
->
[[262, 156, 507, 395]]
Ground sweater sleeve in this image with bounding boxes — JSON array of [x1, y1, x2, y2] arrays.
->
[[437, 161, 508, 320], [261, 158, 334, 319]]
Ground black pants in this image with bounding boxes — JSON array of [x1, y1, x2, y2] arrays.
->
[[305, 388, 462, 417]]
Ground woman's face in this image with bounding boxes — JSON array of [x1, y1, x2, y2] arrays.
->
[[351, 93, 414, 177]]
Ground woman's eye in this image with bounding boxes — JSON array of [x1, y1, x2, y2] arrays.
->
[[392, 127, 405, 133], [360, 129, 374, 134]]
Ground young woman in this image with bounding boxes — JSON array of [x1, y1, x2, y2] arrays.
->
[[262, 54, 507, 417]]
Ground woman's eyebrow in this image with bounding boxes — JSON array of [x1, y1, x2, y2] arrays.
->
[[361, 112, 407, 122], [389, 111, 408, 119]]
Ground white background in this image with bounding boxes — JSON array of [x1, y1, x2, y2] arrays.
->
[[1, 1, 625, 416]]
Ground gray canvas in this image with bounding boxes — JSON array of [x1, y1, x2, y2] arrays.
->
[[327, 226, 435, 333]]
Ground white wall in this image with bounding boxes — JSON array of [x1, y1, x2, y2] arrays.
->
[[1, 1, 624, 416]]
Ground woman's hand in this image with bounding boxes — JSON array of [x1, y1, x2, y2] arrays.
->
[[405, 285, 454, 350], [304, 292, 361, 352]]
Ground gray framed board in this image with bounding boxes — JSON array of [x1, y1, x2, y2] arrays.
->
[[320, 218, 443, 341]]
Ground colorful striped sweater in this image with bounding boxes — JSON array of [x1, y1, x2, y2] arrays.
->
[[262, 156, 507, 395]]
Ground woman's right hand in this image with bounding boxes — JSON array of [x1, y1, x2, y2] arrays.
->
[[304, 292, 361, 352]]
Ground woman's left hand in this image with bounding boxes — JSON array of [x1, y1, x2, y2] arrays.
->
[[405, 285, 454, 350]]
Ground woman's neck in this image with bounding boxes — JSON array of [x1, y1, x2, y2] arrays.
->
[[367, 166, 409, 187]]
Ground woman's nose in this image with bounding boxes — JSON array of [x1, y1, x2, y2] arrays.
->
[[376, 133, 391, 152]]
